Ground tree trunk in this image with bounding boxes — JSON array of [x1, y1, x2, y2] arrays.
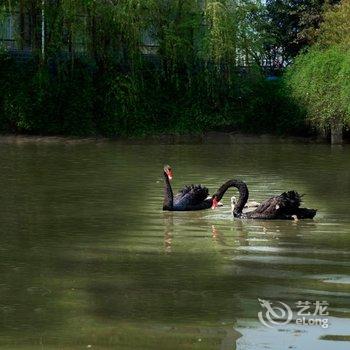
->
[[331, 119, 343, 145], [318, 126, 327, 140], [19, 0, 25, 49], [41, 0, 45, 60]]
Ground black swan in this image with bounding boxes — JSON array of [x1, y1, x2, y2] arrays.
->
[[218, 179, 317, 220], [162, 165, 234, 211]]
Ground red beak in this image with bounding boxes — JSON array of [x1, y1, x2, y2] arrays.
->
[[167, 170, 173, 180], [211, 197, 219, 209]]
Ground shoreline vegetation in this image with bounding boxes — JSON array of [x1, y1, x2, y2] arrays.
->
[[0, 0, 350, 144], [0, 132, 345, 145]]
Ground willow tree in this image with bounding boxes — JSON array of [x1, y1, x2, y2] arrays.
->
[[286, 0, 350, 144], [286, 46, 350, 144], [201, 0, 237, 65], [0, 0, 281, 136], [147, 0, 201, 88], [317, 0, 350, 48]]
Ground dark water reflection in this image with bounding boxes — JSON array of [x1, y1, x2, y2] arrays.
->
[[0, 143, 349, 349]]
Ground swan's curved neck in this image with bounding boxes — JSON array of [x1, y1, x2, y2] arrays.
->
[[214, 179, 249, 215], [232, 180, 249, 215], [163, 171, 173, 210]]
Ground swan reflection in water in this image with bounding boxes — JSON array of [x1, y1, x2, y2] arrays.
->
[[211, 225, 227, 246], [162, 214, 241, 349], [163, 210, 318, 255], [161, 213, 246, 253], [163, 212, 174, 253]]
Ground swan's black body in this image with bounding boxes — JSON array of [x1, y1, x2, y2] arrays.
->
[[162, 171, 235, 211], [229, 180, 317, 220]]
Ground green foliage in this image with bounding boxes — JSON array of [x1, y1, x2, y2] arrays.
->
[[0, 53, 95, 135], [201, 0, 237, 64], [286, 0, 350, 132], [286, 45, 350, 129], [0, 56, 307, 137], [264, 0, 337, 64], [0, 0, 309, 137], [318, 0, 350, 48]]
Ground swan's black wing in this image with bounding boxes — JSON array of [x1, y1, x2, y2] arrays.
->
[[173, 184, 209, 209], [248, 191, 302, 219]]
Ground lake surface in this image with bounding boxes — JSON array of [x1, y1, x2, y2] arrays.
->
[[0, 142, 350, 349]]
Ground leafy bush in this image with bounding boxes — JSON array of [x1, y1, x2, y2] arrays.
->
[[0, 53, 307, 137], [285, 45, 350, 132]]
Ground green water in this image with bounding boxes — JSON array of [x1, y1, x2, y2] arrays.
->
[[0, 142, 350, 350]]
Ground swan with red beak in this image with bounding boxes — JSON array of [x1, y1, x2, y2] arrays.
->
[[211, 196, 220, 209], [164, 165, 173, 181], [162, 165, 228, 211]]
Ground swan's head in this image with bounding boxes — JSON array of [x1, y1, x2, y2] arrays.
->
[[163, 164, 173, 180]]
